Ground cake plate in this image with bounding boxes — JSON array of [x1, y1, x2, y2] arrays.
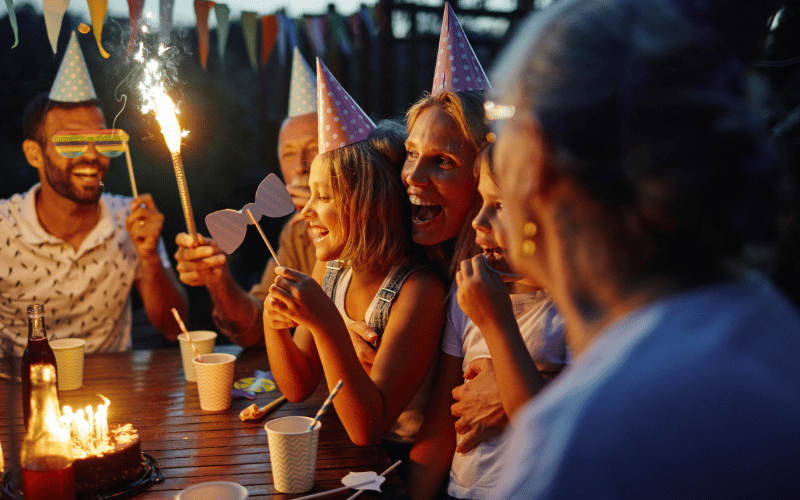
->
[[2, 452, 164, 500]]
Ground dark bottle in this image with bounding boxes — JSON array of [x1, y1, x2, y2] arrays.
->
[[21, 304, 57, 429], [20, 363, 75, 500]]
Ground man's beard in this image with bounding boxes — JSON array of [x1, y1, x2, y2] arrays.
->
[[42, 153, 105, 205]]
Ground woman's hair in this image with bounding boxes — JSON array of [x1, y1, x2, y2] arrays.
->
[[314, 119, 410, 272], [406, 90, 488, 277], [492, 0, 782, 278]]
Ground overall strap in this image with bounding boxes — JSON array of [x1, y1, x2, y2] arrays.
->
[[322, 260, 345, 299], [368, 258, 428, 348]]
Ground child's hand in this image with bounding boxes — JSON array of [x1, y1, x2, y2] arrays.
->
[[455, 255, 512, 330], [268, 266, 336, 332]]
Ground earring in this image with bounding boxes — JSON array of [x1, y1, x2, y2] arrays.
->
[[522, 222, 537, 255]]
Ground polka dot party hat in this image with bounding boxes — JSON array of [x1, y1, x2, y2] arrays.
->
[[49, 31, 98, 103], [316, 58, 376, 155], [432, 2, 490, 95], [288, 47, 318, 117]]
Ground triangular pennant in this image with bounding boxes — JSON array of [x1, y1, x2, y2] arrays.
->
[[260, 14, 277, 66], [241, 11, 258, 71], [5, 0, 18, 48], [125, 0, 145, 57], [49, 31, 98, 103], [43, 0, 69, 54], [288, 47, 317, 117], [347, 12, 363, 50], [214, 3, 230, 62], [432, 2, 490, 95], [159, 0, 174, 44], [316, 58, 375, 154], [302, 16, 326, 59], [194, 0, 213, 71], [327, 12, 352, 57], [86, 0, 109, 57]]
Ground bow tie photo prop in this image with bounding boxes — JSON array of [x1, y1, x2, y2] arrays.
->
[[205, 173, 294, 264], [53, 129, 139, 198]]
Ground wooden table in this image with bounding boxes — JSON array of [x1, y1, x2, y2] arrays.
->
[[0, 346, 407, 499]]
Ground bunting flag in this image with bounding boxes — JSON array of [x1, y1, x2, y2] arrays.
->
[[361, 5, 379, 38], [288, 47, 317, 117], [347, 11, 363, 50], [260, 14, 277, 66], [5, 0, 18, 48], [43, 0, 69, 53], [432, 2, 490, 95], [125, 0, 144, 57], [327, 12, 351, 57], [214, 3, 230, 63], [194, 0, 213, 70], [316, 58, 375, 154], [241, 11, 258, 71], [159, 0, 174, 44], [275, 11, 289, 67], [86, 0, 109, 57], [302, 16, 326, 59], [49, 31, 98, 102]]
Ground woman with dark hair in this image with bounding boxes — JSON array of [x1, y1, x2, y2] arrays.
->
[[474, 0, 800, 498]]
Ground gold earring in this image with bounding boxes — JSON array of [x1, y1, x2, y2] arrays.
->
[[522, 222, 537, 255]]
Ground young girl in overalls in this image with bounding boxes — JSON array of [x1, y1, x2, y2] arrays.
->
[[264, 60, 447, 465]]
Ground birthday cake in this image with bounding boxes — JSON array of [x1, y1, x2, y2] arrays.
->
[[71, 424, 144, 497]]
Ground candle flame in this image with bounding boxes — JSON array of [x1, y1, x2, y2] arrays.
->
[[58, 395, 117, 458]]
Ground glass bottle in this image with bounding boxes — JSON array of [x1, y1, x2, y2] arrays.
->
[[20, 363, 75, 500], [21, 304, 57, 429]]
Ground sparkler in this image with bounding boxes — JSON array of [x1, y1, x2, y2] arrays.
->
[[137, 42, 196, 241]]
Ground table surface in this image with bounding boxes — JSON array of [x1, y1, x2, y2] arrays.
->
[[0, 346, 407, 499]]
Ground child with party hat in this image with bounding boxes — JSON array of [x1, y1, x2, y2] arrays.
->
[[0, 31, 188, 356], [263, 60, 447, 468]]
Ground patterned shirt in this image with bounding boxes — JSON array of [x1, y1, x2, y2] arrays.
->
[[0, 184, 170, 356]]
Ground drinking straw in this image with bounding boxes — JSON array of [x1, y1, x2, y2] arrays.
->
[[292, 478, 382, 500], [307, 379, 343, 431], [344, 460, 403, 500], [245, 208, 280, 266], [171, 308, 201, 361]]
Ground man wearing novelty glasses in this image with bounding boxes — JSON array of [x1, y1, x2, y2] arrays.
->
[[0, 94, 188, 355]]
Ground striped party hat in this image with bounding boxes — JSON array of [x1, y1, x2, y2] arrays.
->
[[316, 58, 375, 154], [288, 47, 318, 117], [49, 31, 98, 103], [431, 2, 490, 95]]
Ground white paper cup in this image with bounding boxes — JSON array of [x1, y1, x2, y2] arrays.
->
[[193, 353, 235, 411], [174, 481, 248, 500], [178, 331, 217, 382], [265, 416, 321, 493], [50, 338, 87, 391]]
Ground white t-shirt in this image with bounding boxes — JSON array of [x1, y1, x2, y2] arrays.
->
[[0, 184, 170, 355], [441, 286, 567, 499]]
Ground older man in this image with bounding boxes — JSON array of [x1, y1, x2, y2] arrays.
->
[[0, 33, 188, 354], [469, 0, 800, 498], [173, 48, 317, 347]]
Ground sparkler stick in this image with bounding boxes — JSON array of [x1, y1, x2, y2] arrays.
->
[[245, 208, 280, 266], [123, 142, 139, 198]]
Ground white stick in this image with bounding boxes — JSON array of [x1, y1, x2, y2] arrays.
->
[[344, 460, 402, 500], [124, 142, 139, 199], [245, 208, 280, 266], [292, 479, 378, 500]]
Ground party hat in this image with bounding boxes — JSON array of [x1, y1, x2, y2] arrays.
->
[[316, 58, 375, 154], [288, 47, 317, 117], [431, 2, 490, 95], [49, 31, 98, 103]]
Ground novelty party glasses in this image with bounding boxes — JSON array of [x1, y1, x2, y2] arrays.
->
[[52, 129, 129, 158]]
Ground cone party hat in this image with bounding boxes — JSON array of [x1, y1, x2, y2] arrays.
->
[[431, 2, 490, 95], [316, 58, 375, 154], [49, 31, 98, 103], [288, 47, 318, 117]]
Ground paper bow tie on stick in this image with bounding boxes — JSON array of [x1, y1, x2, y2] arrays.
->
[[205, 174, 294, 262]]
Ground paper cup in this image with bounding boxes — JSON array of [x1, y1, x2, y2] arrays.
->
[[178, 331, 217, 382], [265, 416, 321, 493], [174, 481, 248, 500], [193, 353, 235, 411], [50, 338, 87, 391]]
